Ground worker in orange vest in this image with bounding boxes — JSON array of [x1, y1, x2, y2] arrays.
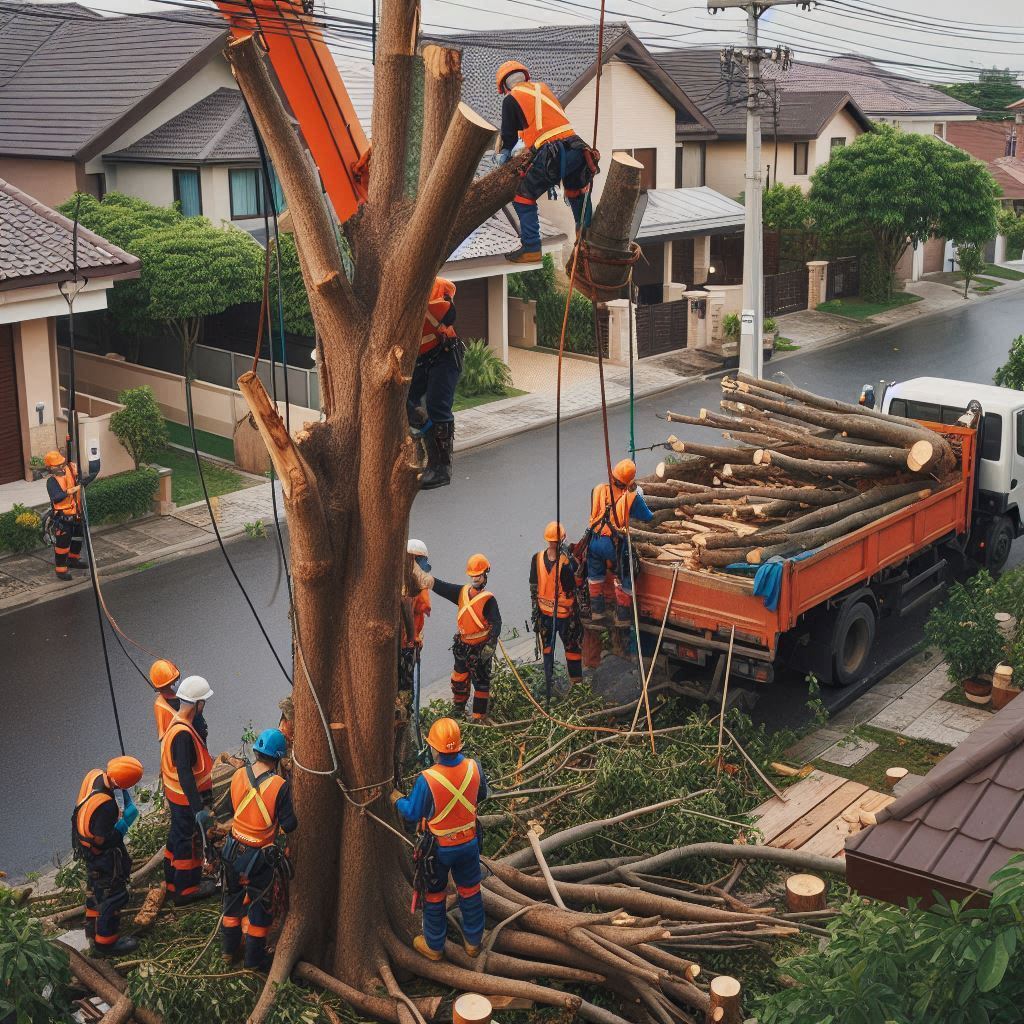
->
[[391, 717, 488, 961], [587, 459, 654, 623], [221, 728, 297, 970], [401, 540, 432, 692], [150, 658, 182, 741], [418, 554, 502, 721], [495, 61, 597, 264], [71, 755, 144, 955], [409, 277, 463, 489], [44, 445, 100, 579], [530, 521, 583, 687], [159, 675, 216, 904]]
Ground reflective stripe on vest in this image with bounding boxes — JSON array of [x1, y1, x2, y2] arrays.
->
[[154, 693, 176, 741], [74, 769, 113, 852], [509, 81, 575, 150], [420, 277, 457, 355], [51, 464, 81, 515], [457, 586, 493, 644], [589, 483, 635, 536], [536, 551, 573, 616], [423, 760, 479, 846], [160, 715, 214, 806], [230, 766, 286, 848]]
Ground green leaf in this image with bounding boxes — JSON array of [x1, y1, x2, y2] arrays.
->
[[977, 939, 1010, 992]]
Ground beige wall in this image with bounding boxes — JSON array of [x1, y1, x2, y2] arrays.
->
[[0, 157, 84, 208], [703, 140, 747, 200], [15, 319, 61, 461], [103, 162, 238, 225], [875, 115, 977, 137]]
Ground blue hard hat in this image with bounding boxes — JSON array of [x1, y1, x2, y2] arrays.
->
[[253, 728, 288, 760]]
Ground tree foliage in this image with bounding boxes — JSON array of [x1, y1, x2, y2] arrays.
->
[[998, 208, 1024, 260], [508, 254, 596, 354], [109, 385, 169, 468], [762, 182, 813, 231], [955, 241, 985, 298], [809, 125, 1001, 299], [0, 890, 72, 1023], [269, 233, 315, 338], [937, 68, 1024, 121], [993, 334, 1024, 390]]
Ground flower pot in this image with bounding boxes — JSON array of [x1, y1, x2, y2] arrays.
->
[[963, 675, 992, 704], [992, 663, 1020, 710]]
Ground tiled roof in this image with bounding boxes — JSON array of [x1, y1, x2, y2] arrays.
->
[[989, 157, 1024, 200], [946, 122, 1024, 200], [847, 692, 1024, 899], [449, 209, 564, 263], [762, 55, 979, 118], [0, 177, 139, 290], [0, 0, 226, 160], [636, 186, 744, 241]]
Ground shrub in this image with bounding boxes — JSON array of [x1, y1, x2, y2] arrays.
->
[[924, 570, 1004, 682], [0, 890, 72, 1022], [457, 340, 513, 397], [0, 503, 43, 553], [508, 253, 597, 354], [110, 386, 169, 468], [85, 467, 159, 524], [859, 249, 892, 303], [993, 334, 1024, 390], [763, 317, 778, 334], [722, 312, 740, 338], [956, 240, 984, 299]]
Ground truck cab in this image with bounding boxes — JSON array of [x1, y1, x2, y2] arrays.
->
[[882, 377, 1024, 571]]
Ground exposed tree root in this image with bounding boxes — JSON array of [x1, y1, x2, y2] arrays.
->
[[55, 942, 163, 1024], [294, 962, 442, 1022]]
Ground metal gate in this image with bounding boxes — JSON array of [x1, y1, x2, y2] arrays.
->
[[826, 256, 860, 300], [764, 268, 808, 317], [636, 299, 688, 359]]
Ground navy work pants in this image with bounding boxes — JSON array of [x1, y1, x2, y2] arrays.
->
[[423, 836, 484, 952], [515, 139, 590, 250], [221, 838, 275, 968], [85, 846, 130, 948], [407, 343, 462, 428], [165, 802, 203, 899]]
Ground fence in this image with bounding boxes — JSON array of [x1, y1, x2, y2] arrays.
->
[[636, 299, 688, 359], [193, 343, 320, 410], [764, 269, 809, 317], [826, 257, 860, 301]]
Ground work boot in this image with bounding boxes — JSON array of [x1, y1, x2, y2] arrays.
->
[[451, 703, 467, 721], [70, 559, 89, 570], [588, 595, 609, 624], [420, 422, 454, 490], [55, 570, 73, 582], [84, 918, 96, 943], [504, 247, 542, 265], [221, 948, 242, 966], [413, 935, 444, 962], [463, 939, 482, 958], [92, 935, 139, 957], [173, 879, 217, 906]]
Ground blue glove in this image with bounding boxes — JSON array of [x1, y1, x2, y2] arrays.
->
[[195, 808, 213, 832], [121, 789, 136, 810], [121, 802, 140, 828], [496, 148, 512, 166], [114, 819, 130, 837]]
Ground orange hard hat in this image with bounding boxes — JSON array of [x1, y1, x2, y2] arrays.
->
[[44, 450, 66, 468], [426, 717, 463, 753], [544, 521, 566, 543], [466, 553, 491, 576], [496, 59, 529, 94], [612, 459, 637, 486], [105, 755, 144, 789], [149, 658, 180, 689]]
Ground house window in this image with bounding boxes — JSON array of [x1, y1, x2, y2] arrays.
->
[[1007, 130, 1018, 158], [229, 166, 285, 219], [933, 123, 945, 139], [793, 142, 809, 176], [830, 137, 846, 151], [675, 146, 683, 189], [623, 148, 657, 190], [172, 169, 203, 217]]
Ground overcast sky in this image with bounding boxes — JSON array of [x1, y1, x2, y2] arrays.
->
[[80, 0, 1023, 83]]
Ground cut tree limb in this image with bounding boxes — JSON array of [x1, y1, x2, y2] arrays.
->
[[418, 44, 463, 194], [755, 449, 892, 480], [295, 962, 441, 1022], [666, 436, 756, 465], [707, 976, 742, 1024], [785, 874, 826, 913]]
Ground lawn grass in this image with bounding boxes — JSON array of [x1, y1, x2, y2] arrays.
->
[[774, 337, 800, 351], [164, 420, 235, 461], [453, 388, 526, 412], [817, 724, 951, 791], [156, 445, 256, 506], [817, 292, 922, 320], [982, 263, 1024, 281]]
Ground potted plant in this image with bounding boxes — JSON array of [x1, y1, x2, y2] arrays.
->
[[721, 312, 740, 367], [763, 317, 778, 362]]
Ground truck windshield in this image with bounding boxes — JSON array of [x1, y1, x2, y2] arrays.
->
[[888, 398, 1002, 462]]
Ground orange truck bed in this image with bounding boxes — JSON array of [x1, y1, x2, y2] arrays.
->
[[634, 423, 977, 674]]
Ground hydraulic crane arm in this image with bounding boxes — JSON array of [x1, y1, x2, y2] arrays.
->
[[214, 0, 370, 223]]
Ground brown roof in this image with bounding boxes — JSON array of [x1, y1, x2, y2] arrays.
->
[[0, 0, 227, 161], [0, 177, 140, 291], [946, 122, 1024, 200], [846, 693, 1024, 908]]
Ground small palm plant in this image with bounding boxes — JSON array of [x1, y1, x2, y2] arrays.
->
[[457, 339, 513, 397]]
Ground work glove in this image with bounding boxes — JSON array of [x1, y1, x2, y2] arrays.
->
[[195, 808, 214, 833], [389, 789, 403, 807], [480, 643, 496, 661], [412, 563, 434, 592], [121, 802, 140, 829], [496, 148, 512, 166]]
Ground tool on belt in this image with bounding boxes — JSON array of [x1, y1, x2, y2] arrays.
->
[[410, 824, 439, 913]]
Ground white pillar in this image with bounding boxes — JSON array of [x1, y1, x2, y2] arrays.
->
[[911, 244, 925, 283], [693, 235, 711, 286], [605, 298, 635, 365], [486, 275, 509, 364], [662, 240, 674, 301], [994, 233, 1007, 265]]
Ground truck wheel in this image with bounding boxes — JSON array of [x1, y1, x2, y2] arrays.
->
[[830, 601, 877, 687], [983, 516, 1014, 574]]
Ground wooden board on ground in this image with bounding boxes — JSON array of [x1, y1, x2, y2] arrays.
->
[[770, 780, 869, 850], [752, 771, 848, 843]]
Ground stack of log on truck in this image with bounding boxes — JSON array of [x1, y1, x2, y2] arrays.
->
[[631, 374, 1018, 690]]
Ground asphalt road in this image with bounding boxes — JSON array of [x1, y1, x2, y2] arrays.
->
[[3, 288, 1023, 879]]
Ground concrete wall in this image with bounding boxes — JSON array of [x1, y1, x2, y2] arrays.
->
[[54, 402, 136, 479], [15, 319, 61, 461], [0, 157, 84, 209]]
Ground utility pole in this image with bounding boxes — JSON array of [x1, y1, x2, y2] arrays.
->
[[708, 1, 807, 379]]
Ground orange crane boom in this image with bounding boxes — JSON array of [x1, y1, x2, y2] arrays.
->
[[214, 0, 370, 223]]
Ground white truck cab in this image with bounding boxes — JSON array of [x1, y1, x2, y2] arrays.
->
[[881, 377, 1024, 570]]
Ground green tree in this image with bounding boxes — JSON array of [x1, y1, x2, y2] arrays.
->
[[269, 233, 314, 338], [998, 208, 1024, 260], [994, 334, 1024, 390], [809, 125, 1001, 300], [109, 385, 170, 468], [762, 182, 813, 231], [938, 68, 1024, 120], [956, 240, 985, 298]]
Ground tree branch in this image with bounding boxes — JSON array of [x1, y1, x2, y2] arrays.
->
[[418, 44, 463, 194], [294, 962, 442, 1022], [444, 152, 532, 261]]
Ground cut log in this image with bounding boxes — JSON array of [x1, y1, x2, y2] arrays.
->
[[630, 528, 692, 546], [666, 436, 757, 465], [678, 486, 845, 507], [756, 449, 893, 480], [453, 993, 493, 1024], [691, 516, 759, 536], [884, 767, 908, 790], [784, 874, 826, 913], [707, 976, 742, 1024], [133, 885, 166, 928], [655, 458, 712, 484], [696, 546, 753, 568]]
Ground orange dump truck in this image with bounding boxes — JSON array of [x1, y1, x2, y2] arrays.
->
[[633, 421, 981, 690]]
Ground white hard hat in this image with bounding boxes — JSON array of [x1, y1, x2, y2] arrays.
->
[[176, 675, 213, 703], [407, 539, 429, 557]]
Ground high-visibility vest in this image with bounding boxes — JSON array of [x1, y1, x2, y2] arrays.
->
[[403, 589, 431, 649], [154, 693, 177, 741], [535, 551, 574, 617], [589, 483, 636, 537], [420, 277, 456, 355], [422, 759, 480, 847], [72, 768, 114, 853], [160, 714, 214, 806], [229, 765, 286, 848], [457, 586, 493, 645], [509, 81, 575, 150], [51, 464, 81, 516]]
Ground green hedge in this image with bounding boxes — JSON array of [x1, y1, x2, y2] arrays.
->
[[0, 503, 44, 553], [509, 254, 598, 355], [85, 467, 159, 525]]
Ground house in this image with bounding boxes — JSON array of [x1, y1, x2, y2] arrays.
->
[[0, 178, 139, 486], [946, 119, 1024, 216], [655, 49, 873, 198], [846, 693, 1024, 909]]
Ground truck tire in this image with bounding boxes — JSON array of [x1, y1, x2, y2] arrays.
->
[[983, 516, 1014, 574], [830, 600, 877, 687]]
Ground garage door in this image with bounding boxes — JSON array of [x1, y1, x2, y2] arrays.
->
[[0, 325, 25, 484]]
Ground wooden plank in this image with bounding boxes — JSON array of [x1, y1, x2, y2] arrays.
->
[[752, 771, 849, 843], [770, 780, 868, 850], [800, 788, 892, 860]]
